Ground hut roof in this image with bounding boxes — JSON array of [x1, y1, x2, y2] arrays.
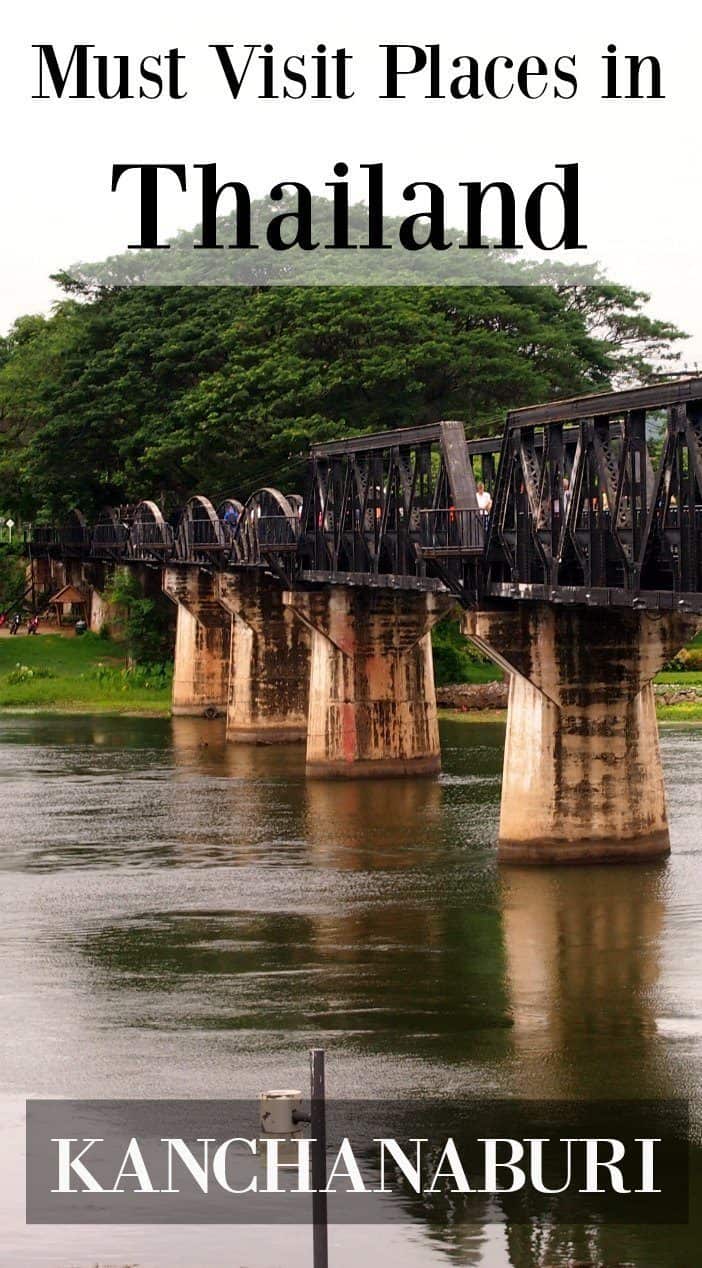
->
[[49, 584, 88, 605]]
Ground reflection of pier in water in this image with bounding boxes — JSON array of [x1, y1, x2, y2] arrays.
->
[[500, 865, 669, 1100], [500, 864, 697, 1268], [302, 775, 511, 1060]]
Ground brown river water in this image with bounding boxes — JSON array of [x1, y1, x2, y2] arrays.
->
[[1, 713, 701, 1267]]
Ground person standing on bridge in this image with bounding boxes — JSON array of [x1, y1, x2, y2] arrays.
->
[[476, 482, 492, 515]]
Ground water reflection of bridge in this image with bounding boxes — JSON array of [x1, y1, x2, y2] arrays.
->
[[73, 720, 699, 1265]]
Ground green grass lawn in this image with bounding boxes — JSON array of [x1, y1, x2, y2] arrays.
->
[[655, 671, 702, 685], [453, 661, 503, 684], [657, 702, 702, 721], [0, 632, 171, 714]]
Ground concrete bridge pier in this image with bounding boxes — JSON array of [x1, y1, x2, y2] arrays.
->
[[286, 586, 454, 778], [464, 603, 700, 864], [163, 566, 231, 717], [80, 562, 119, 634], [218, 573, 310, 743]]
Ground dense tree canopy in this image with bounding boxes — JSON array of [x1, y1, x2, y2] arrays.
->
[[0, 213, 687, 519]]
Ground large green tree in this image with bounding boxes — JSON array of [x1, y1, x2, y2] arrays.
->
[[0, 209, 686, 519]]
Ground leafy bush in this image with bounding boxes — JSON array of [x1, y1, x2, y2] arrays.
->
[[90, 661, 172, 692], [104, 569, 174, 665], [0, 543, 25, 611], [126, 661, 172, 689], [431, 616, 500, 686], [6, 662, 55, 684], [663, 647, 702, 673]]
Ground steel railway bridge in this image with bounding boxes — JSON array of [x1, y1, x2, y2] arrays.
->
[[22, 377, 702, 864], [27, 377, 702, 614]]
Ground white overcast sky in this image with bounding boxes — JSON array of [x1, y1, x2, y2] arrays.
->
[[2, 0, 702, 361]]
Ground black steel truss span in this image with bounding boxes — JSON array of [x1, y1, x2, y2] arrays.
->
[[23, 377, 702, 613], [482, 378, 702, 611], [297, 420, 487, 600]]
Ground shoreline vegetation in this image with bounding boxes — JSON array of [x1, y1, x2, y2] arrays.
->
[[2, 627, 702, 722], [0, 631, 171, 715]]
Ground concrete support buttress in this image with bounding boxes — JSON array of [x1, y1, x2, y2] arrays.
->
[[218, 572, 310, 743], [464, 603, 699, 864], [163, 565, 231, 717], [286, 587, 454, 778]]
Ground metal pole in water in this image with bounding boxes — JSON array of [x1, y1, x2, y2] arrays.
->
[[310, 1048, 328, 1268]]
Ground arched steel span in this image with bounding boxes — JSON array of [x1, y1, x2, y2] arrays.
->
[[235, 488, 301, 569], [129, 500, 174, 562], [70, 488, 304, 575], [175, 496, 228, 565]]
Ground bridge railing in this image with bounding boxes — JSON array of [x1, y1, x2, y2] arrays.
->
[[185, 518, 228, 548], [129, 524, 174, 558], [255, 514, 301, 551], [58, 527, 91, 557], [417, 508, 486, 555], [27, 526, 59, 551], [90, 522, 130, 559]]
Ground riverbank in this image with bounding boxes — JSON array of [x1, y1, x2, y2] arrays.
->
[[3, 629, 702, 721], [438, 679, 702, 722], [0, 631, 171, 714]]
